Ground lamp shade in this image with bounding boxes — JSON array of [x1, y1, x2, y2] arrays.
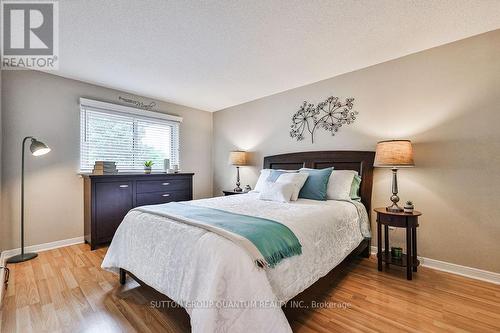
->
[[30, 139, 51, 156], [229, 151, 247, 166], [374, 140, 414, 167]]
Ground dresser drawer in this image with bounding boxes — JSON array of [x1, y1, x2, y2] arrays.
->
[[377, 213, 417, 227], [378, 213, 397, 224], [136, 179, 190, 193], [136, 190, 191, 206]]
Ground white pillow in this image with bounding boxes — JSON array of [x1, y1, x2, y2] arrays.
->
[[259, 182, 295, 203], [253, 169, 297, 192], [275, 172, 309, 201], [253, 169, 272, 192], [326, 170, 358, 200]]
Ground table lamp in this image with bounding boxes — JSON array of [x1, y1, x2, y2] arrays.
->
[[229, 151, 247, 192], [374, 140, 414, 212], [7, 137, 51, 263]]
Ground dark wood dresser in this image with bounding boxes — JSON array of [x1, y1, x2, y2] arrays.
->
[[83, 173, 194, 249]]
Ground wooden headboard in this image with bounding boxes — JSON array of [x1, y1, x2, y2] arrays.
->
[[263, 151, 375, 215]]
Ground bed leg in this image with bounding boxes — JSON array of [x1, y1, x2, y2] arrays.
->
[[361, 239, 371, 258], [119, 268, 126, 285]]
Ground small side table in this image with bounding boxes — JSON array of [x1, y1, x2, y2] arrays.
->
[[222, 190, 245, 196], [374, 208, 422, 280]]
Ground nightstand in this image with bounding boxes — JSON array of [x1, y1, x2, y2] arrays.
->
[[222, 190, 245, 196], [374, 208, 422, 280]]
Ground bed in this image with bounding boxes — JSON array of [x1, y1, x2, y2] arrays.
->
[[102, 151, 375, 333]]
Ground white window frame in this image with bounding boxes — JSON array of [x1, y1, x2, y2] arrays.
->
[[79, 98, 182, 172]]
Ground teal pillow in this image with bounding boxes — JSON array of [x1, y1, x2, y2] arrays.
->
[[350, 175, 362, 201], [267, 170, 292, 182], [298, 167, 334, 200]]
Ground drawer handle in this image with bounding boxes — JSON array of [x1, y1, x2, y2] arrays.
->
[[162, 182, 170, 186], [119, 184, 129, 188], [162, 193, 170, 197]]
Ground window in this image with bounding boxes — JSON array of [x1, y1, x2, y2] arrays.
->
[[79, 98, 181, 172]]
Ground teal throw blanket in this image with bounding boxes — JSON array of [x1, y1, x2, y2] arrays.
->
[[138, 202, 302, 268]]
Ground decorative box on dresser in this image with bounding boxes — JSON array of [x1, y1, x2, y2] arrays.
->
[[83, 173, 194, 250]]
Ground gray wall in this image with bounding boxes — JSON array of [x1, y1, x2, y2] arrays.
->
[[1, 71, 213, 251], [214, 30, 500, 272], [0, 69, 2, 251]]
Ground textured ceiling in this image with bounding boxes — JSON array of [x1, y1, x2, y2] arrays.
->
[[55, 0, 500, 111]]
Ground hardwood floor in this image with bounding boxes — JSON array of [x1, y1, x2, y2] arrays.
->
[[1, 244, 500, 332]]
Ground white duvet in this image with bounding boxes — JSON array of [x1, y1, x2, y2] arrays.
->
[[102, 193, 370, 333]]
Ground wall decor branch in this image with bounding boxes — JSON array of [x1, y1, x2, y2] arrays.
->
[[118, 96, 157, 110], [289, 96, 357, 143]]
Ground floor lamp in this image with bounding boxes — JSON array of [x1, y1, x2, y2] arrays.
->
[[7, 137, 51, 263]]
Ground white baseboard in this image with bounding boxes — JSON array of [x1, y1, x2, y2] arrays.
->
[[0, 236, 84, 260], [0, 236, 85, 305], [370, 246, 500, 285]]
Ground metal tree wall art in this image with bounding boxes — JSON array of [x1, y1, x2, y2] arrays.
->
[[290, 96, 357, 143]]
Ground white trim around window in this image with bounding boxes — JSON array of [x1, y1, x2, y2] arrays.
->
[[79, 98, 182, 172]]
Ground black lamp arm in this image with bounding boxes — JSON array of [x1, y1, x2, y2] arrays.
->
[[20, 137, 34, 256], [6, 137, 43, 263], [20, 137, 36, 256]]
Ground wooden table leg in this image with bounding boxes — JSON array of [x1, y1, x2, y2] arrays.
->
[[412, 227, 417, 272], [377, 221, 382, 271], [384, 225, 389, 266], [406, 227, 412, 280]]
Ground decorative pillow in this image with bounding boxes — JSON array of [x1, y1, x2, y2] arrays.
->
[[326, 170, 358, 200], [350, 175, 362, 201], [258, 182, 295, 203], [298, 167, 334, 201], [253, 169, 296, 192], [253, 169, 272, 192], [267, 169, 289, 182], [275, 172, 309, 201]]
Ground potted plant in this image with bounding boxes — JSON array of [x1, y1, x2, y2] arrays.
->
[[404, 200, 414, 213], [144, 160, 154, 174]]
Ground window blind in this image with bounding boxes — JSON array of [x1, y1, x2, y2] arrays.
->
[[80, 101, 180, 172]]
